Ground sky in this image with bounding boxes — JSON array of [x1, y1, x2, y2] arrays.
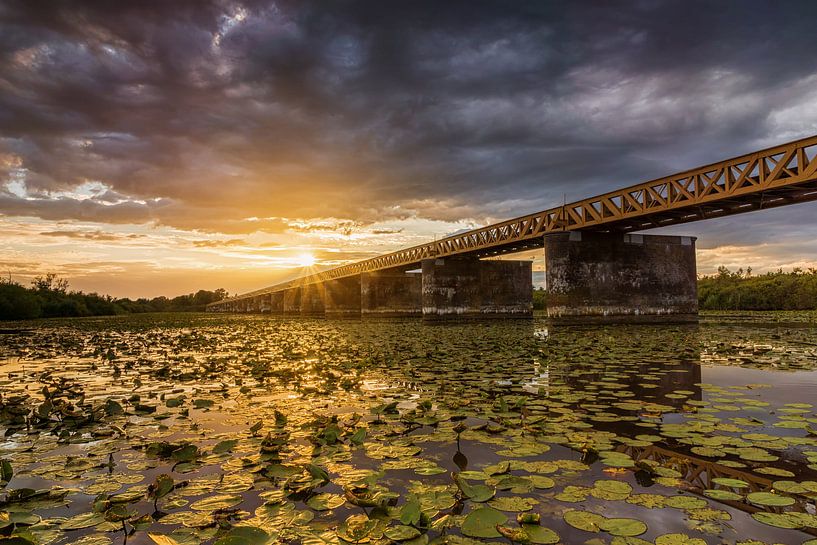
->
[[2, 0, 817, 298]]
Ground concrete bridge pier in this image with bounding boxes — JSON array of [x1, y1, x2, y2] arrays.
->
[[269, 292, 284, 314], [421, 257, 533, 319], [544, 231, 698, 323], [300, 283, 325, 316], [283, 287, 302, 314], [324, 276, 362, 317], [361, 269, 422, 317]]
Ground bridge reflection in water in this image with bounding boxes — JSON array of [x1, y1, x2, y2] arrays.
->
[[527, 324, 817, 537]]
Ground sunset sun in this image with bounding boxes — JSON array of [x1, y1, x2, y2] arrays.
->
[[295, 253, 316, 267]]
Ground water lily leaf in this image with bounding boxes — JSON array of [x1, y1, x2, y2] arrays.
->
[[528, 475, 554, 489], [350, 428, 367, 445], [453, 473, 495, 503], [337, 514, 378, 543], [563, 510, 605, 533], [190, 494, 243, 511], [521, 525, 559, 545], [599, 518, 647, 537], [193, 399, 214, 409], [746, 491, 795, 507], [771, 480, 807, 494], [68, 535, 114, 545], [60, 512, 105, 530], [664, 495, 707, 509], [755, 467, 794, 477], [384, 525, 421, 541], [590, 480, 632, 500], [400, 498, 421, 526], [308, 464, 330, 483], [104, 399, 124, 416], [148, 474, 174, 503], [487, 496, 537, 512], [555, 485, 590, 503], [750, 512, 804, 529], [703, 489, 742, 501], [654, 534, 707, 545], [710, 477, 749, 489], [496, 525, 529, 543], [214, 526, 272, 545], [307, 493, 345, 511], [213, 440, 238, 454], [1, 459, 12, 484], [171, 445, 199, 463], [625, 494, 666, 509], [460, 507, 507, 538], [148, 533, 196, 545]]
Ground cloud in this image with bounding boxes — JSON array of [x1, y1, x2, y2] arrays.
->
[[1, 0, 817, 295], [40, 229, 146, 241], [191, 238, 246, 248]]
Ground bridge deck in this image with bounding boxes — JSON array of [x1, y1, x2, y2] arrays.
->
[[210, 135, 817, 306]]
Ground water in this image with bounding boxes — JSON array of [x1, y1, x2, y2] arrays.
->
[[0, 312, 816, 545]]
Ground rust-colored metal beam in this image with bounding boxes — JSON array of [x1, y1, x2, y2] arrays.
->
[[209, 135, 817, 308]]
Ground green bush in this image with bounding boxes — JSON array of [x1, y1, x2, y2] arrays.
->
[[0, 283, 42, 320]]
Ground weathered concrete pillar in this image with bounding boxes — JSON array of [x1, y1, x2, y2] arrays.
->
[[269, 292, 284, 314], [544, 231, 697, 322], [361, 270, 422, 316], [421, 257, 533, 318], [282, 287, 301, 314], [300, 283, 325, 316], [324, 276, 362, 317]]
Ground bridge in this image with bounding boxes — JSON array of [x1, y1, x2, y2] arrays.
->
[[207, 134, 817, 320]]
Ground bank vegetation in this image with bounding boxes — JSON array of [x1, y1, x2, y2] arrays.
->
[[0, 273, 228, 320]]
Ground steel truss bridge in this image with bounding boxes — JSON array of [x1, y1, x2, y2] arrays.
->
[[212, 134, 817, 305]]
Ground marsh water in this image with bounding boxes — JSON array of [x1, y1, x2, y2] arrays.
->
[[1, 312, 817, 545]]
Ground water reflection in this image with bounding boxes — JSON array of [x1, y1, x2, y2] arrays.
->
[[1, 314, 817, 545]]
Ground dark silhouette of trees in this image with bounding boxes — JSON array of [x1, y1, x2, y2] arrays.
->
[[0, 273, 230, 320]]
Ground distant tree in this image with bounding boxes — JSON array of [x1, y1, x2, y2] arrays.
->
[[31, 273, 69, 293], [0, 282, 41, 320], [698, 266, 817, 310]]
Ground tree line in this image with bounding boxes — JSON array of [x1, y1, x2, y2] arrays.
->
[[0, 273, 228, 320], [697, 266, 817, 310], [533, 267, 817, 311]]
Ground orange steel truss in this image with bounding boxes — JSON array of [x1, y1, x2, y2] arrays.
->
[[210, 135, 817, 306]]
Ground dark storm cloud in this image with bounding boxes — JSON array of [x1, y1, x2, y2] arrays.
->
[[1, 0, 817, 235]]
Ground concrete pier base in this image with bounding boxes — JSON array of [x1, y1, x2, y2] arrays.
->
[[269, 292, 284, 314], [282, 288, 302, 315], [324, 276, 362, 317], [421, 258, 533, 318], [361, 270, 422, 316], [300, 283, 325, 316], [544, 231, 698, 323]]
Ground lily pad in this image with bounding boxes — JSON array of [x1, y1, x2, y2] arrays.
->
[[384, 526, 421, 542], [599, 518, 647, 537], [746, 491, 795, 507], [460, 507, 507, 538], [563, 510, 605, 533], [307, 493, 346, 511], [521, 525, 559, 545]]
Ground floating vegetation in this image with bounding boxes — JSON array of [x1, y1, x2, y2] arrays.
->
[[0, 313, 816, 545]]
